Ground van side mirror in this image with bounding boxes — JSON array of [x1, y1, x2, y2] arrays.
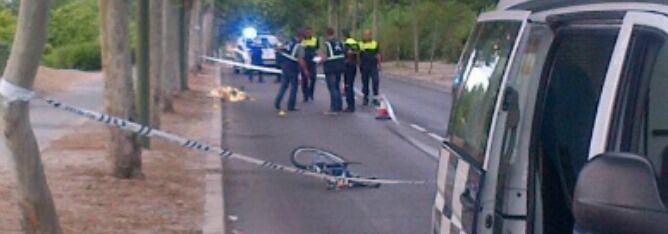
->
[[573, 152, 668, 233]]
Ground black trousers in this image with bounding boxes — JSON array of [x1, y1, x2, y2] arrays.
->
[[248, 61, 264, 82], [361, 64, 379, 100], [275, 68, 298, 110], [301, 61, 317, 101], [344, 63, 357, 111]]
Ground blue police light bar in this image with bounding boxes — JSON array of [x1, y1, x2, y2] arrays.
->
[[242, 27, 258, 39]]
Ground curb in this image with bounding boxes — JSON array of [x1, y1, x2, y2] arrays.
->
[[381, 72, 452, 93], [202, 65, 225, 234]]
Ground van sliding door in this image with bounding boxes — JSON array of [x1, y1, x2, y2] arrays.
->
[[434, 10, 529, 234]]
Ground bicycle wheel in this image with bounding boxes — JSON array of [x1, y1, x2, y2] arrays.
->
[[290, 146, 346, 170]]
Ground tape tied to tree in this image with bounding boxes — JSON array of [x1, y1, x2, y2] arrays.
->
[[0, 79, 35, 103]]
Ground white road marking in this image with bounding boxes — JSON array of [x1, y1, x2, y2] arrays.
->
[[428, 133, 445, 142], [409, 123, 445, 142], [410, 123, 427, 133]]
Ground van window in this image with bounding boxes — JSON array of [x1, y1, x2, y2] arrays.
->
[[448, 21, 522, 164], [613, 27, 668, 203], [533, 27, 618, 234]]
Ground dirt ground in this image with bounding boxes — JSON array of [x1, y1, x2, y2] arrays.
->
[[0, 66, 220, 233], [382, 61, 456, 88]]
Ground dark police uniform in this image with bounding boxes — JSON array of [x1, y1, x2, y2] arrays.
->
[[324, 38, 346, 112], [343, 37, 359, 112], [301, 36, 319, 102], [248, 40, 264, 83], [275, 39, 304, 111], [359, 40, 380, 105]]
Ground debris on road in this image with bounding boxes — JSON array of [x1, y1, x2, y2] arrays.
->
[[208, 86, 254, 103]]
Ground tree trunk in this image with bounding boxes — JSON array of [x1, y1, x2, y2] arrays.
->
[[178, 1, 189, 91], [333, 0, 339, 36], [428, 27, 439, 74], [149, 0, 162, 129], [372, 0, 378, 39], [187, 0, 203, 75], [135, 0, 150, 147], [181, 0, 192, 91], [412, 0, 419, 73], [327, 0, 333, 28], [99, 0, 143, 179], [200, 2, 215, 58], [0, 1, 63, 233], [162, 0, 181, 112], [350, 0, 357, 34]]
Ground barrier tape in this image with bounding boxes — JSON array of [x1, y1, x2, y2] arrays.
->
[[0, 80, 425, 185], [41, 97, 425, 185], [204, 56, 400, 124], [203, 56, 327, 79]]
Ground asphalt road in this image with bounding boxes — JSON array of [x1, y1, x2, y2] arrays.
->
[[221, 69, 450, 234]]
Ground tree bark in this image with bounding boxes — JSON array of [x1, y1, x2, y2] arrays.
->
[[136, 0, 150, 147], [162, 0, 182, 112], [200, 1, 215, 58], [328, 0, 333, 28], [328, 0, 339, 35], [372, 0, 378, 39], [333, 0, 339, 36], [350, 0, 357, 34], [187, 0, 203, 75], [178, 1, 189, 91], [149, 0, 163, 129], [99, 0, 143, 179], [412, 0, 419, 72], [428, 25, 439, 74], [0, 1, 63, 233]]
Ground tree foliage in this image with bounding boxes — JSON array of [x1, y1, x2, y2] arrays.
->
[[215, 0, 493, 62], [0, 5, 15, 73], [44, 0, 101, 70]]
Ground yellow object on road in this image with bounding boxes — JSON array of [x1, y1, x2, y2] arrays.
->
[[278, 110, 287, 117], [208, 86, 253, 103]]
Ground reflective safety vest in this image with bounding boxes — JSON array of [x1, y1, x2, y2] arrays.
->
[[345, 38, 360, 52], [344, 38, 359, 64], [325, 40, 345, 61], [324, 39, 346, 74], [302, 36, 319, 60], [302, 36, 319, 48], [360, 40, 379, 66], [280, 39, 302, 71]]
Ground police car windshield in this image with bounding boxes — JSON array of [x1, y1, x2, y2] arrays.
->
[[448, 21, 522, 163]]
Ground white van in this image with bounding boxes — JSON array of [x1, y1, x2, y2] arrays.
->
[[434, 1, 668, 233]]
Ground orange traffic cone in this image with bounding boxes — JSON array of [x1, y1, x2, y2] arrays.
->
[[375, 98, 392, 120]]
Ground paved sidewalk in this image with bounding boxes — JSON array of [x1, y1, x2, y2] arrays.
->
[[30, 78, 104, 150]]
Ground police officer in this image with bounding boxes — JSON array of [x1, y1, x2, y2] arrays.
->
[[301, 27, 319, 102], [322, 28, 346, 114], [274, 32, 287, 83], [275, 30, 310, 113], [247, 38, 264, 83], [343, 30, 359, 112], [359, 29, 382, 106]]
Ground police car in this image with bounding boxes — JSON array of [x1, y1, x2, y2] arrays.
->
[[233, 30, 280, 74], [434, 1, 668, 233]]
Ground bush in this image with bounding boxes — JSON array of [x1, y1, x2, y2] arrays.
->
[[0, 8, 16, 44], [43, 42, 101, 71], [48, 0, 98, 48], [43, 0, 101, 70]]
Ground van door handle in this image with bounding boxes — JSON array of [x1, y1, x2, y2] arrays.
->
[[460, 188, 476, 210]]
